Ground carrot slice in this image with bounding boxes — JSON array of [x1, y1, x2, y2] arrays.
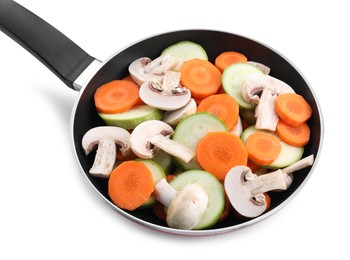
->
[[94, 80, 140, 114], [215, 51, 247, 72], [245, 131, 282, 166], [196, 132, 248, 181], [180, 59, 222, 99], [275, 93, 312, 126], [276, 120, 310, 147], [197, 94, 239, 130], [108, 161, 154, 211]]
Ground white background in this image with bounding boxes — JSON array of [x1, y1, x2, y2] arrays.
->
[[0, 0, 348, 259]]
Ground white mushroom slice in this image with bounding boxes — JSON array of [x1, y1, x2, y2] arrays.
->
[[128, 55, 178, 86], [280, 154, 314, 190], [82, 126, 131, 178], [139, 71, 191, 111], [242, 74, 295, 131], [130, 120, 195, 163], [154, 179, 208, 230], [224, 166, 287, 218], [247, 61, 271, 75], [162, 98, 197, 126], [230, 116, 243, 137]]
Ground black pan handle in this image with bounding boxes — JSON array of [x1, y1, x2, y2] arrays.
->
[[0, 0, 96, 90]]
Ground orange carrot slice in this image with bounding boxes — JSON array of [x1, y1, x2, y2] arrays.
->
[[196, 132, 248, 181], [276, 120, 310, 147], [108, 161, 154, 211], [215, 51, 247, 72], [197, 94, 239, 130], [94, 79, 140, 114], [275, 93, 312, 126], [180, 59, 222, 99], [245, 131, 282, 166]]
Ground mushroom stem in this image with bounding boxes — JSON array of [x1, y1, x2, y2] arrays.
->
[[154, 178, 177, 207], [154, 178, 209, 230], [255, 87, 279, 131], [282, 154, 314, 175], [244, 170, 287, 196], [143, 55, 177, 75], [149, 134, 195, 163], [89, 139, 116, 178], [162, 71, 181, 91]]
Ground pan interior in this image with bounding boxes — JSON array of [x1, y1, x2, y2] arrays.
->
[[72, 30, 322, 233]]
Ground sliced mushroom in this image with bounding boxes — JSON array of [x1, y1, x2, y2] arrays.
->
[[224, 166, 287, 218], [247, 61, 271, 75], [280, 154, 314, 189], [162, 98, 197, 126], [154, 178, 208, 230], [130, 120, 195, 163], [139, 71, 192, 111], [82, 126, 131, 178], [230, 116, 243, 137], [242, 74, 295, 131], [128, 55, 178, 86]]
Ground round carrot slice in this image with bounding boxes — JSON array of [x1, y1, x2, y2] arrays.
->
[[108, 161, 154, 211], [197, 94, 239, 130], [94, 79, 140, 114], [275, 93, 312, 126], [276, 120, 310, 147], [245, 131, 282, 166], [215, 51, 247, 72], [180, 59, 222, 99], [196, 132, 248, 181]]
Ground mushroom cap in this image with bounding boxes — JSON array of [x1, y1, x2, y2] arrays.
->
[[82, 126, 131, 156], [166, 183, 209, 230], [128, 55, 178, 86], [242, 74, 295, 104], [130, 120, 174, 158], [139, 81, 192, 111], [162, 98, 197, 126], [224, 166, 267, 218]]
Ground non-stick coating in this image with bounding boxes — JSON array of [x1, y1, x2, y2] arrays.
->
[[72, 30, 322, 234]]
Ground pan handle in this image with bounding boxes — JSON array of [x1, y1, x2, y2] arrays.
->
[[0, 0, 99, 91]]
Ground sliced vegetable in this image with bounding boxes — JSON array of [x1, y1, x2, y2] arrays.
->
[[155, 179, 209, 230], [151, 149, 174, 174], [180, 59, 222, 99], [170, 170, 225, 229], [276, 120, 310, 147], [82, 126, 131, 178], [230, 116, 243, 137], [137, 159, 166, 208], [162, 98, 197, 127], [215, 51, 247, 72], [197, 94, 239, 131], [245, 131, 282, 166], [242, 74, 295, 131], [128, 55, 178, 86], [139, 71, 191, 111], [98, 104, 163, 129], [108, 161, 154, 211], [222, 63, 263, 109], [225, 166, 287, 218], [94, 79, 140, 114], [196, 132, 248, 181], [161, 41, 208, 70], [275, 93, 312, 126], [241, 126, 304, 169], [172, 112, 228, 170], [130, 120, 195, 163]]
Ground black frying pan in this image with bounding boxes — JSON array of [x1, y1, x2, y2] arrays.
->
[[0, 0, 323, 235]]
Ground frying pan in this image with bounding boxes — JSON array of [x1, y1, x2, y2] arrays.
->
[[0, 0, 323, 235]]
